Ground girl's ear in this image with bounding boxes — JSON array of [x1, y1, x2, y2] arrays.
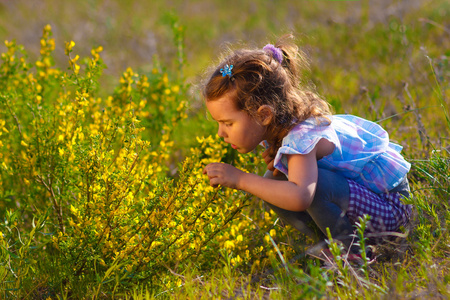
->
[[256, 105, 273, 126]]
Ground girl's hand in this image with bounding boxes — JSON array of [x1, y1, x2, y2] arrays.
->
[[262, 148, 280, 176], [203, 163, 245, 189]]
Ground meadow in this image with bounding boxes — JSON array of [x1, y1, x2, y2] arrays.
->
[[0, 0, 449, 298]]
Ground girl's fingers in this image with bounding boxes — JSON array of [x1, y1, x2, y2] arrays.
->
[[203, 163, 225, 183], [203, 162, 241, 189], [203, 163, 219, 174], [263, 155, 273, 165], [209, 177, 220, 188], [262, 148, 275, 166]]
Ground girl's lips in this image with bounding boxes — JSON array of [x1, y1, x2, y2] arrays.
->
[[231, 144, 237, 149]]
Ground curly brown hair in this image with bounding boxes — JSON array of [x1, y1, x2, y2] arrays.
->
[[202, 34, 331, 158]]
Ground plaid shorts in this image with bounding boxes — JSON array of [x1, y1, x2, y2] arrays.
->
[[346, 179, 412, 235]]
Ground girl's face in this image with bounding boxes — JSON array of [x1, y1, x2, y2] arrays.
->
[[206, 94, 267, 154]]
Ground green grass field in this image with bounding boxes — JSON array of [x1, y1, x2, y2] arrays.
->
[[0, 0, 449, 298]]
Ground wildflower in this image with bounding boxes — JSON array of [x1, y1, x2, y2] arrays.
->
[[65, 40, 75, 55], [224, 240, 235, 250], [70, 205, 78, 215], [172, 85, 180, 93], [269, 229, 276, 237], [162, 73, 169, 84], [231, 255, 242, 266]]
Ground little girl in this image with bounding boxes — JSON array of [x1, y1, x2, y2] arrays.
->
[[202, 34, 412, 260]]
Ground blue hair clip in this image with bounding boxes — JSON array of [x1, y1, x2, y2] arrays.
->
[[220, 64, 233, 77]]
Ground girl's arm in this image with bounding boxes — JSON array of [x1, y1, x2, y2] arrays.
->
[[203, 139, 331, 211], [241, 151, 318, 211]]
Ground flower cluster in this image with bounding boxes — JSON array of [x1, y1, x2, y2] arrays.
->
[[0, 25, 303, 295]]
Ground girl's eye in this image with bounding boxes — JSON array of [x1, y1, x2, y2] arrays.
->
[[225, 123, 232, 127]]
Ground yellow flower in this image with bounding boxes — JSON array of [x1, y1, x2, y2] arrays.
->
[[171, 85, 180, 93], [224, 240, 235, 250], [269, 229, 276, 237], [65, 40, 75, 55], [70, 205, 78, 215], [231, 255, 242, 266]]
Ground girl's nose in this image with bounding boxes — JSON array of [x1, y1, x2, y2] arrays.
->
[[217, 124, 227, 138]]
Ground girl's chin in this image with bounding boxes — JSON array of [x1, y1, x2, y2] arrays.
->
[[230, 144, 254, 154], [236, 148, 252, 154]]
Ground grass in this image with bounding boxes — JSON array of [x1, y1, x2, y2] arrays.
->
[[0, 0, 449, 298]]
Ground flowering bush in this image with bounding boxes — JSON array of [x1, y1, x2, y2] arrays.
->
[[0, 25, 302, 296]]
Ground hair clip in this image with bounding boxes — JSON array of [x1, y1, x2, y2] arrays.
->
[[220, 64, 233, 77], [263, 44, 283, 64]]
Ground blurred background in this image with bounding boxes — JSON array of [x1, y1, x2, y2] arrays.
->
[[0, 1, 446, 77], [0, 0, 448, 152]]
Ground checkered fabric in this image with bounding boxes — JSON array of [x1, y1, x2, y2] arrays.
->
[[346, 179, 412, 234], [273, 115, 411, 194]]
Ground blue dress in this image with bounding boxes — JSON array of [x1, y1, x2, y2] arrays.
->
[[273, 115, 411, 194]]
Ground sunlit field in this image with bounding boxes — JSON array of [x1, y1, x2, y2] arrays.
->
[[0, 0, 449, 298]]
